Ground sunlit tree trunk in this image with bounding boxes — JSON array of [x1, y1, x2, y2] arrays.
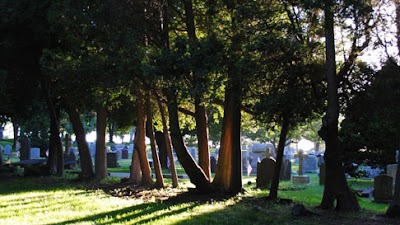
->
[[319, 0, 359, 211], [129, 134, 142, 184], [156, 94, 179, 187], [95, 106, 108, 180], [183, 0, 211, 179], [146, 92, 164, 188], [135, 86, 155, 187], [212, 82, 242, 194]]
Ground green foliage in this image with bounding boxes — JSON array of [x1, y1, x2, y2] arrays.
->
[[340, 60, 400, 168]]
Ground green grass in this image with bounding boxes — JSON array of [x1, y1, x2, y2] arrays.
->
[[0, 172, 392, 225]]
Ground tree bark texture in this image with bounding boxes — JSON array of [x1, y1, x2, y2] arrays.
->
[[155, 131, 168, 169], [320, 0, 360, 211], [166, 89, 213, 193], [156, 94, 179, 187], [135, 87, 155, 187], [64, 102, 94, 180], [95, 106, 108, 180], [212, 82, 242, 194], [183, 0, 211, 179], [268, 116, 290, 199], [130, 133, 142, 184], [146, 94, 165, 188]]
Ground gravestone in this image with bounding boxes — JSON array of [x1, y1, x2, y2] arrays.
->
[[210, 156, 217, 173], [30, 147, 41, 159], [64, 148, 77, 169], [279, 159, 292, 181], [292, 150, 310, 184], [107, 152, 120, 168], [129, 144, 134, 153], [19, 138, 31, 160], [122, 148, 129, 159], [256, 158, 276, 188], [303, 154, 319, 173], [4, 144, 12, 155], [373, 174, 393, 203], [116, 149, 122, 161]]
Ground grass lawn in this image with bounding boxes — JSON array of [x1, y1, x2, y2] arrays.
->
[[0, 169, 397, 225]]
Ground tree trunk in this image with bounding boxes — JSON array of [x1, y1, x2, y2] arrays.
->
[[95, 106, 108, 180], [156, 94, 179, 187], [166, 89, 213, 193], [146, 91, 164, 188], [135, 86, 155, 187], [212, 82, 242, 194], [64, 102, 94, 180], [108, 121, 114, 144], [46, 94, 63, 177], [48, 111, 62, 176], [386, 0, 400, 217], [268, 116, 290, 199], [155, 131, 168, 169], [183, 0, 211, 179], [12, 121, 18, 150], [319, 0, 360, 211], [129, 132, 142, 184]]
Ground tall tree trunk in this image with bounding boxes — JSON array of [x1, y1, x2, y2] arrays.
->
[[319, 0, 359, 211], [268, 116, 290, 199], [64, 102, 94, 180], [212, 82, 242, 194], [212, 3, 243, 194], [48, 110, 63, 176], [386, 0, 400, 217], [108, 121, 114, 144], [156, 94, 179, 187], [155, 131, 168, 169], [183, 0, 211, 179], [135, 86, 155, 187], [166, 89, 213, 193], [129, 132, 142, 184], [12, 121, 18, 150], [146, 91, 164, 188], [95, 106, 108, 180]]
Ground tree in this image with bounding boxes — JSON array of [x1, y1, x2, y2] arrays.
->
[[318, 0, 361, 211]]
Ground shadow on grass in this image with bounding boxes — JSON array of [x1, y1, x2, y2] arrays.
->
[[47, 201, 198, 225]]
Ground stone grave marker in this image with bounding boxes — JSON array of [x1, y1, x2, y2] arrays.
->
[[116, 149, 122, 161], [19, 138, 31, 160], [210, 155, 217, 173], [89, 143, 96, 158], [4, 144, 12, 155], [292, 150, 310, 184], [256, 157, 276, 188], [303, 154, 319, 173], [373, 174, 393, 203], [279, 159, 292, 181], [107, 152, 120, 168], [30, 147, 41, 159], [64, 148, 77, 169], [122, 147, 129, 159]]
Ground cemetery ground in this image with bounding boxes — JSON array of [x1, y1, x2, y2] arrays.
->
[[1, 169, 399, 224]]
